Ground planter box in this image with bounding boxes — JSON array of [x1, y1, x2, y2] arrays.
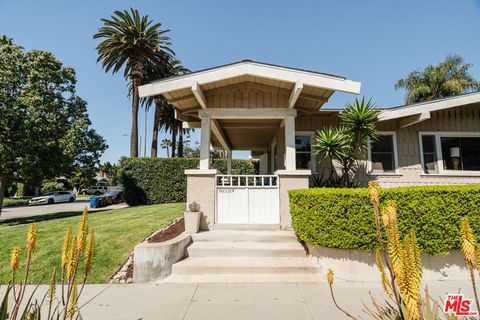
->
[[133, 233, 191, 283], [184, 211, 202, 234]]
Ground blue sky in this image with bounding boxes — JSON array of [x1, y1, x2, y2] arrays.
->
[[1, 0, 479, 162]]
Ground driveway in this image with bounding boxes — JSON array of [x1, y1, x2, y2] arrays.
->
[[0, 200, 128, 222], [0, 281, 474, 319]]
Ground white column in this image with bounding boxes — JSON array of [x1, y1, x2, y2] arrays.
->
[[284, 115, 296, 171], [200, 115, 211, 170], [227, 151, 232, 175]]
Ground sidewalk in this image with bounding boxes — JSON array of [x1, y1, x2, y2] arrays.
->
[[1, 281, 474, 319]]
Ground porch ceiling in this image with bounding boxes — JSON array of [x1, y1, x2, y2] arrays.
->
[[211, 119, 281, 151]]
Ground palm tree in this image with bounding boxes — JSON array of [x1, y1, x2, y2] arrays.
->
[[94, 8, 173, 157], [160, 139, 172, 157], [141, 59, 189, 157], [396, 55, 479, 104], [159, 103, 191, 157], [313, 98, 380, 187]]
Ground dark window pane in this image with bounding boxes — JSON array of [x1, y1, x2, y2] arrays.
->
[[295, 136, 311, 152], [422, 135, 436, 153], [296, 152, 310, 169], [371, 135, 395, 172], [371, 135, 394, 153], [421, 135, 438, 173], [460, 137, 480, 170], [440, 137, 460, 170]]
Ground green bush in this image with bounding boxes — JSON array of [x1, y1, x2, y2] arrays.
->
[[289, 185, 480, 255], [119, 157, 256, 205], [40, 181, 65, 194]]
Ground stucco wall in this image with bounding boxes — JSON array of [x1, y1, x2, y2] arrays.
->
[[296, 105, 480, 187], [185, 170, 217, 230]]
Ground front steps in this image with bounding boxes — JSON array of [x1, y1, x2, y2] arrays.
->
[[161, 229, 321, 283]]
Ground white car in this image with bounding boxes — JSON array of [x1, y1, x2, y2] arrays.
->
[[28, 191, 76, 205]]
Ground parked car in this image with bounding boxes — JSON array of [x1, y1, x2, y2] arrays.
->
[[29, 191, 76, 206], [80, 185, 109, 195]]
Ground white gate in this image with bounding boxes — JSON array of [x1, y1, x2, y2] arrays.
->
[[216, 175, 280, 224]]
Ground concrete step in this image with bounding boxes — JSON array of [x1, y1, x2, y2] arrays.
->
[[213, 224, 281, 231], [161, 273, 322, 283], [187, 241, 307, 257], [171, 257, 319, 275], [191, 230, 298, 243]]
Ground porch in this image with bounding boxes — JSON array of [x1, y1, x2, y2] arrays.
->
[[138, 60, 361, 230]]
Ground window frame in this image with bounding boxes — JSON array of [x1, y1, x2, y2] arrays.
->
[[295, 131, 316, 172], [367, 131, 400, 175], [418, 131, 480, 176]]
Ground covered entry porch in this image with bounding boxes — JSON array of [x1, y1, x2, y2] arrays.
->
[[138, 60, 360, 230]]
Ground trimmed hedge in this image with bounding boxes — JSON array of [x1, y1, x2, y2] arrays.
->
[[289, 185, 480, 255], [119, 157, 256, 205]]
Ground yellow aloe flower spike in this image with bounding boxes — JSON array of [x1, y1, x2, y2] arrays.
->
[[460, 217, 477, 269], [375, 249, 392, 298], [67, 236, 78, 279], [48, 267, 56, 303], [327, 269, 334, 285], [26, 223, 37, 254], [61, 226, 72, 270], [10, 246, 21, 272], [84, 229, 95, 276], [68, 280, 77, 318], [368, 180, 379, 205], [77, 207, 88, 253]]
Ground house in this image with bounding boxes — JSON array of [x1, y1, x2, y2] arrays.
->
[[139, 60, 480, 231]]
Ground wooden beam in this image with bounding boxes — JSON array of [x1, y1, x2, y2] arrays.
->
[[220, 122, 280, 129], [174, 110, 191, 122], [399, 111, 431, 128], [289, 81, 303, 109], [211, 119, 232, 151], [299, 93, 329, 102], [169, 94, 195, 103], [183, 122, 201, 129], [199, 108, 297, 119], [191, 82, 207, 109]]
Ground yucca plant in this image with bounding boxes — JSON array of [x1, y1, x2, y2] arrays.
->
[[327, 181, 478, 319], [1, 207, 95, 320]]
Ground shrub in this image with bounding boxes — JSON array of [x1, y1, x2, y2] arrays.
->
[[289, 185, 480, 255], [40, 181, 65, 194], [119, 157, 256, 205]]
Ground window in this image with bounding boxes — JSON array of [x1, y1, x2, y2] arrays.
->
[[295, 135, 312, 169], [369, 133, 398, 173], [420, 133, 480, 174], [421, 135, 438, 173]]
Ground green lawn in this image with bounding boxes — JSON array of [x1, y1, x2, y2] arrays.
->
[[3, 197, 31, 207], [0, 203, 184, 284]]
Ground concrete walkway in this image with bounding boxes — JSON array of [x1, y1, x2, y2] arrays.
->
[[1, 281, 474, 319], [0, 200, 128, 222]]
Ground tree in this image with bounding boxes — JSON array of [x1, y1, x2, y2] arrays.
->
[[94, 8, 173, 157], [160, 139, 172, 157], [139, 58, 189, 157], [395, 55, 479, 104], [0, 35, 13, 46], [0, 42, 107, 215], [313, 98, 380, 187], [160, 102, 191, 157]]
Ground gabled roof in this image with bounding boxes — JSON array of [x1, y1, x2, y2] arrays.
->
[[138, 60, 361, 98], [379, 91, 480, 121]]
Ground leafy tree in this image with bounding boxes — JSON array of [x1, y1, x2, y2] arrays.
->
[[99, 161, 120, 185], [94, 8, 173, 157], [395, 55, 479, 104], [313, 98, 380, 187], [0, 42, 107, 215], [0, 35, 13, 46]]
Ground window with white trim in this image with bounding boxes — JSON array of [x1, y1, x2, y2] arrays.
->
[[295, 135, 312, 170], [420, 133, 480, 173], [369, 133, 398, 173]]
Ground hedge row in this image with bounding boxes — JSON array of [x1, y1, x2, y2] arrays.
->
[[119, 157, 256, 205], [289, 185, 480, 255]]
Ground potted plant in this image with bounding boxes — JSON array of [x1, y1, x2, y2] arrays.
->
[[184, 202, 202, 234]]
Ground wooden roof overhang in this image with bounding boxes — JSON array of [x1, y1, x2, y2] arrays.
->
[[139, 60, 361, 151]]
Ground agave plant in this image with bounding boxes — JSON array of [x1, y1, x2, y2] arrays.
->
[[1, 207, 95, 320], [313, 98, 380, 187]]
